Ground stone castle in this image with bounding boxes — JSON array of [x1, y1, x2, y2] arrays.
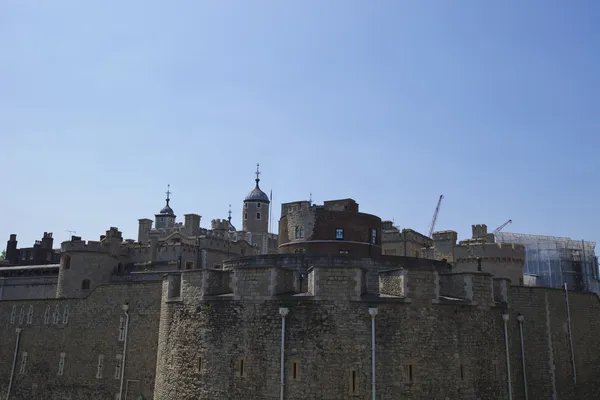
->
[[1, 169, 600, 399]]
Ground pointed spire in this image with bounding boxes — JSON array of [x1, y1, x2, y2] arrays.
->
[[255, 163, 262, 186], [228, 204, 232, 223], [165, 184, 172, 206]]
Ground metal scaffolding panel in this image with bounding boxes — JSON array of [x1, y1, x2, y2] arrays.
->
[[495, 232, 599, 294]]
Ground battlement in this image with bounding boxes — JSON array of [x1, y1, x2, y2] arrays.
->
[[61, 240, 105, 253], [432, 230, 458, 244], [454, 242, 525, 262]]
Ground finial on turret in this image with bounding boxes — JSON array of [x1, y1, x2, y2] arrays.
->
[[255, 163, 261, 185], [228, 204, 232, 223], [309, 192, 313, 203], [166, 184, 172, 205]]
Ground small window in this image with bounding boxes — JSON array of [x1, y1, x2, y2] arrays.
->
[[118, 316, 126, 342], [256, 212, 261, 220], [244, 213, 248, 220], [62, 305, 69, 324], [81, 279, 91, 290], [18, 306, 25, 324], [117, 262, 123, 273], [63, 255, 71, 270], [197, 357, 203, 372], [10, 306, 16, 324], [335, 229, 344, 240], [53, 305, 60, 324], [295, 227, 304, 239], [290, 360, 300, 381], [168, 351, 175, 370], [44, 306, 50, 324], [257, 202, 261, 208], [414, 250, 419, 258], [27, 306, 34, 324], [370, 228, 377, 244], [185, 261, 193, 270], [19, 352, 28, 375], [57, 352, 66, 376], [236, 358, 247, 378], [244, 203, 248, 209], [96, 355, 104, 378], [404, 364, 413, 382], [349, 369, 359, 395], [114, 354, 123, 379], [460, 364, 464, 381], [340, 250, 349, 254]]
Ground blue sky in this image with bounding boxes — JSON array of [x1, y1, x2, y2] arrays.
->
[[1, 0, 599, 249]]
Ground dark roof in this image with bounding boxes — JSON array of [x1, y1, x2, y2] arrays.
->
[[244, 180, 270, 203]]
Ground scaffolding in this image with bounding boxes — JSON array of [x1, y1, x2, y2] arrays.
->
[[495, 232, 599, 294]]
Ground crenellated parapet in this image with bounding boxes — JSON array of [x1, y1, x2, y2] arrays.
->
[[453, 242, 525, 285]]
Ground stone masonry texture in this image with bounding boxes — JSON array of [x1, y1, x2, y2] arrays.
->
[[1, 254, 600, 399]]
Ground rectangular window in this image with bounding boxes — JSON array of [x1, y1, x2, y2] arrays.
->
[[290, 360, 300, 381], [62, 305, 69, 324], [118, 316, 126, 342], [57, 352, 66, 376], [335, 229, 344, 240], [19, 352, 28, 375], [404, 364, 413, 382], [96, 355, 104, 378], [349, 370, 359, 394], [53, 305, 60, 324], [18, 306, 25, 324], [44, 306, 50, 324], [197, 357, 202, 372], [27, 306, 34, 324], [236, 358, 247, 378], [185, 261, 193, 270], [114, 354, 123, 379], [256, 212, 261, 220], [10, 306, 16, 324], [460, 364, 464, 380], [371, 229, 377, 244]]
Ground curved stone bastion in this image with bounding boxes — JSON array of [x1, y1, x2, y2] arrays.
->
[[153, 253, 600, 400]]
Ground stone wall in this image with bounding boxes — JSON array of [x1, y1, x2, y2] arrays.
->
[[0, 276, 57, 300], [0, 281, 162, 400], [153, 263, 600, 400]]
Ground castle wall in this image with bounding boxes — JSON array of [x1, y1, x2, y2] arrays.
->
[[0, 281, 162, 400], [0, 276, 57, 300], [153, 262, 600, 400]]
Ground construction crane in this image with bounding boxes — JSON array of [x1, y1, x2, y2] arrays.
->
[[428, 195, 444, 238], [493, 219, 512, 234]]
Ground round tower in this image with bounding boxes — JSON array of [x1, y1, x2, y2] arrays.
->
[[242, 164, 270, 233], [56, 228, 124, 298]]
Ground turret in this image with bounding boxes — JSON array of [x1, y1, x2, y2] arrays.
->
[[138, 219, 153, 243], [56, 229, 126, 298], [242, 164, 270, 234], [184, 214, 201, 236], [155, 185, 176, 230]]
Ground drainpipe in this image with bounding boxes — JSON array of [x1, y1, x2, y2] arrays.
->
[[564, 283, 577, 385], [279, 308, 289, 400], [516, 314, 528, 400], [118, 304, 130, 400], [6, 327, 22, 400], [502, 312, 513, 400], [368, 308, 378, 400]]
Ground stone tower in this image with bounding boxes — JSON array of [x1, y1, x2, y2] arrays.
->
[[242, 164, 270, 233], [155, 185, 176, 230]]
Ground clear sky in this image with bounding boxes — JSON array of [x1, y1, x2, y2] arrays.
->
[[1, 0, 599, 250]]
